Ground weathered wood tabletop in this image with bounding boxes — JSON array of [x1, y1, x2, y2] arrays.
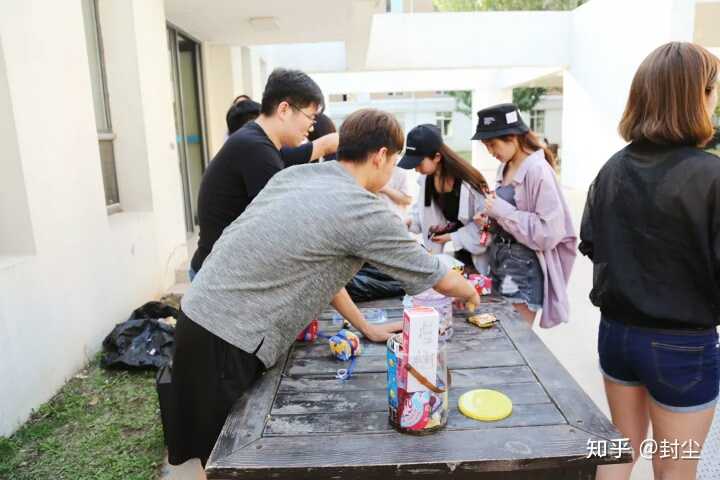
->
[[206, 297, 631, 479]]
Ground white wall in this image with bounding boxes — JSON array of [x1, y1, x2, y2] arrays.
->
[[444, 111, 473, 153], [311, 69, 498, 96], [231, 46, 274, 102], [253, 42, 346, 73], [0, 37, 35, 257], [561, 0, 696, 188], [366, 11, 571, 69], [0, 0, 187, 436]]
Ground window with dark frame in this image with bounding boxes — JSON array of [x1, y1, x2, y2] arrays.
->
[[436, 111, 453, 137], [529, 109, 546, 137], [81, 0, 120, 211]]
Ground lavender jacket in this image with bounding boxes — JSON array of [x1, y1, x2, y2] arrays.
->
[[488, 150, 577, 328]]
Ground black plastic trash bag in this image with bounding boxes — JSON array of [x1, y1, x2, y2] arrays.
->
[[101, 301, 179, 370], [346, 264, 405, 302]]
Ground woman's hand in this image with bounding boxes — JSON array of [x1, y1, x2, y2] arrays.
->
[[364, 321, 403, 343], [431, 233, 452, 244], [473, 212, 488, 226], [474, 191, 496, 225]]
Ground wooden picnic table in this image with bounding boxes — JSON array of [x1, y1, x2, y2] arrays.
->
[[206, 297, 631, 479]]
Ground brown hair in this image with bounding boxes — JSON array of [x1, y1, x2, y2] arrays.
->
[[435, 144, 489, 194], [337, 109, 405, 163], [497, 132, 557, 169], [619, 42, 719, 147]]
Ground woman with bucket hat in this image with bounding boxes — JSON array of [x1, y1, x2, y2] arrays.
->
[[397, 124, 491, 274], [471, 103, 576, 327]]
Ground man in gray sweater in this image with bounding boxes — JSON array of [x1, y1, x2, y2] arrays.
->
[[167, 108, 480, 468]]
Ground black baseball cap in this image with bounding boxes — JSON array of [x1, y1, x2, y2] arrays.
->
[[472, 103, 529, 141], [397, 124, 443, 169]]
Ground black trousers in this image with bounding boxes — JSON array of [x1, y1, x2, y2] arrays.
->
[[165, 311, 263, 466]]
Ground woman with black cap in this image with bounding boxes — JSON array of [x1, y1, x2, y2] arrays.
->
[[471, 103, 576, 327], [398, 124, 491, 274]]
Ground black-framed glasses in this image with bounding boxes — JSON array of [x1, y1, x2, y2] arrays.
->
[[289, 103, 317, 124]]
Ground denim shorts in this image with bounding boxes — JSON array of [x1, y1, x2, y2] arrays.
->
[[489, 241, 543, 311], [598, 316, 720, 412]]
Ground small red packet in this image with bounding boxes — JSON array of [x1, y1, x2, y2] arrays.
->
[[468, 274, 493, 296], [296, 319, 319, 342]]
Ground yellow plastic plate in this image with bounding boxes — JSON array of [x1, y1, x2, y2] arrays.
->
[[458, 389, 513, 421]]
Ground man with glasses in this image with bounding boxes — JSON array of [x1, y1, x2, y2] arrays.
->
[[190, 68, 327, 278]]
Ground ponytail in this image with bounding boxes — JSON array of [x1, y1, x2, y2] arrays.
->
[[436, 144, 490, 194]]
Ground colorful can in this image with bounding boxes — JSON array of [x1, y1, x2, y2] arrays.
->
[[386, 333, 448, 435]]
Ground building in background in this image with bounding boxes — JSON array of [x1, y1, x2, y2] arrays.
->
[[327, 91, 473, 154]]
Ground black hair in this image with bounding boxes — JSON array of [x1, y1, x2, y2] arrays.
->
[[260, 68, 324, 116], [307, 113, 336, 141], [226, 98, 261, 135]]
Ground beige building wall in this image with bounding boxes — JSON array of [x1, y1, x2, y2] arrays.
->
[[695, 3, 720, 47], [0, 0, 187, 436], [202, 43, 234, 157]]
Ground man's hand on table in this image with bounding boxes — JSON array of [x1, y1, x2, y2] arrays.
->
[[363, 321, 402, 343], [464, 291, 481, 312]]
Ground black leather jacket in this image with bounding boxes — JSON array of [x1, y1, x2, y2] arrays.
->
[[579, 141, 720, 329]]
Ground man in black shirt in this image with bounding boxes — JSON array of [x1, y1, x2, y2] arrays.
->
[[224, 95, 337, 167], [191, 68, 330, 275]]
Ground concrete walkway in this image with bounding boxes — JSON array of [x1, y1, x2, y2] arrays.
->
[[159, 187, 720, 480]]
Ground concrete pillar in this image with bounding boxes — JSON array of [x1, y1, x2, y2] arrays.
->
[[562, 0, 696, 188], [202, 43, 234, 157]]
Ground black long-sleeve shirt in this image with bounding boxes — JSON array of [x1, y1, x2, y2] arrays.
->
[[191, 122, 311, 272], [579, 141, 720, 330]]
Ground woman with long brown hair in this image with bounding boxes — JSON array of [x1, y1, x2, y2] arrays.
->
[[397, 124, 491, 274], [472, 103, 576, 327], [579, 42, 720, 480]]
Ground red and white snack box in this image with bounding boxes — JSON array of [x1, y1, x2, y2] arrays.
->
[[401, 307, 440, 392], [469, 274, 493, 296]]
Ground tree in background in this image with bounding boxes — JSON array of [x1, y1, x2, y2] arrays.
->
[[434, 0, 586, 11], [449, 88, 548, 117], [448, 91, 472, 117], [513, 87, 547, 112]]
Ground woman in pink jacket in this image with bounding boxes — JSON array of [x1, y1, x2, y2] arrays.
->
[[472, 103, 576, 327]]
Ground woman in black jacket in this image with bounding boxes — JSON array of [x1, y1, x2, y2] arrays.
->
[[580, 42, 719, 480]]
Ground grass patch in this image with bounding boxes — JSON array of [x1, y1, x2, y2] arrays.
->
[[0, 356, 164, 480]]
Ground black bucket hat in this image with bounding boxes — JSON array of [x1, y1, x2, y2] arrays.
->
[[472, 103, 529, 141], [397, 124, 443, 169]]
